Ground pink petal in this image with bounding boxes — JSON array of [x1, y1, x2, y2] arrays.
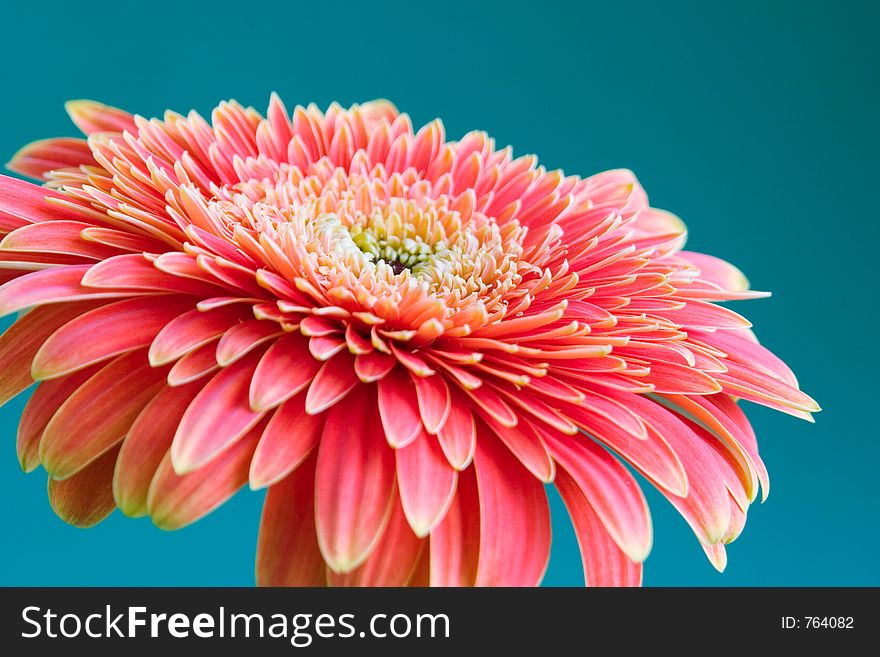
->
[[33, 296, 194, 379], [17, 364, 102, 473], [249, 393, 324, 489], [396, 429, 458, 537], [436, 392, 476, 470], [314, 389, 396, 573], [167, 340, 220, 385], [80, 227, 167, 254], [701, 541, 728, 573], [554, 468, 642, 586], [0, 265, 142, 316], [256, 453, 326, 586], [481, 415, 555, 483], [0, 173, 87, 232], [0, 299, 107, 405], [148, 304, 248, 366], [543, 431, 653, 562], [326, 495, 425, 586], [429, 464, 480, 586], [40, 349, 167, 480], [571, 390, 689, 496], [113, 382, 203, 517], [641, 359, 723, 394], [413, 372, 451, 434], [249, 333, 320, 411], [378, 366, 423, 447], [304, 350, 359, 415], [48, 445, 119, 528], [678, 251, 750, 291], [715, 360, 819, 415], [473, 428, 551, 586], [65, 99, 137, 135], [354, 350, 395, 382], [7, 137, 96, 180], [460, 383, 518, 427], [147, 426, 259, 530], [623, 394, 733, 545], [656, 298, 752, 330], [1, 220, 122, 260], [215, 319, 283, 366], [171, 348, 266, 473], [81, 254, 225, 297], [690, 328, 798, 388]]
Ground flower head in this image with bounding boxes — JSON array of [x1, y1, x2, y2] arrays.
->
[[0, 96, 818, 585]]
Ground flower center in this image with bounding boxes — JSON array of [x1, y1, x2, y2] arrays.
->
[[207, 163, 531, 327]]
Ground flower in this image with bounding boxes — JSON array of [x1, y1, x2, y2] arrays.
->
[[0, 95, 818, 586]]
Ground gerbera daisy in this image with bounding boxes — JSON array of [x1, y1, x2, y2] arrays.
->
[[0, 95, 817, 586]]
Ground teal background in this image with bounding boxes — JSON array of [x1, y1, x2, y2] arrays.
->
[[1, 0, 876, 586]]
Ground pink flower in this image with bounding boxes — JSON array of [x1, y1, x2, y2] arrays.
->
[[0, 96, 818, 586]]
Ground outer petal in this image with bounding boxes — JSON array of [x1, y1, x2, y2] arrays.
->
[[0, 173, 88, 233], [0, 266, 143, 316], [326, 496, 425, 587], [436, 391, 477, 470], [1, 220, 122, 259], [304, 350, 358, 415], [32, 296, 194, 379], [0, 299, 108, 405], [7, 137, 96, 180], [256, 453, 326, 587], [147, 425, 259, 530], [215, 319, 283, 366], [626, 395, 733, 545], [413, 372, 451, 434], [17, 364, 102, 472], [678, 251, 750, 291], [472, 426, 551, 586], [249, 333, 320, 411], [314, 389, 396, 573], [396, 429, 458, 537], [39, 349, 168, 479], [429, 463, 480, 587], [543, 432, 653, 563], [566, 393, 688, 498], [48, 445, 119, 528], [249, 393, 324, 489], [377, 365, 423, 447], [171, 347, 266, 473], [554, 469, 643, 586], [113, 381, 204, 517], [65, 100, 137, 135], [148, 304, 248, 366]]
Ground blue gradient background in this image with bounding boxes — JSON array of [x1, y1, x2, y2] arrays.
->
[[1, 0, 876, 586]]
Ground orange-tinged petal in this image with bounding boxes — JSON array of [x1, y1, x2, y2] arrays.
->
[[33, 296, 194, 379], [114, 382, 204, 517], [148, 425, 258, 531], [0, 299, 107, 405], [304, 350, 358, 415], [48, 445, 119, 528], [40, 349, 168, 480]]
